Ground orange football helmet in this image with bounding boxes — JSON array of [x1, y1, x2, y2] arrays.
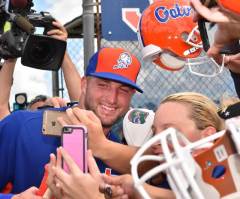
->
[[138, 0, 202, 71], [138, 0, 225, 77], [131, 117, 240, 199], [218, 0, 240, 15]]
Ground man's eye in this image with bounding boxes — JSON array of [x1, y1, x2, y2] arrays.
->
[[98, 83, 108, 88], [120, 87, 132, 94], [120, 89, 129, 94]]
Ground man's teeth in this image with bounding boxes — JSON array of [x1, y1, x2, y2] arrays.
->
[[102, 105, 115, 111]]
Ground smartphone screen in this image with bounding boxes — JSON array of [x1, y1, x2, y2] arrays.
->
[[198, 19, 240, 54], [61, 125, 88, 173]]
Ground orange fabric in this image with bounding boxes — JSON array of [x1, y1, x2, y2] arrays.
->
[[1, 182, 13, 194], [36, 169, 48, 196], [96, 48, 141, 82], [219, 0, 240, 15], [36, 166, 55, 199], [1, 166, 54, 198]]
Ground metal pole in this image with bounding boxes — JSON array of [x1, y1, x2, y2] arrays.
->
[[96, 0, 101, 50], [82, 0, 95, 71], [52, 71, 59, 97]]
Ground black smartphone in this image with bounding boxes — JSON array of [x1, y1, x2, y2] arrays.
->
[[200, 0, 217, 8], [198, 19, 240, 54]]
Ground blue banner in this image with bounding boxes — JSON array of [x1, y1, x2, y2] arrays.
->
[[101, 0, 151, 41]]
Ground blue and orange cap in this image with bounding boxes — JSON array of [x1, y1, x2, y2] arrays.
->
[[86, 48, 143, 93]]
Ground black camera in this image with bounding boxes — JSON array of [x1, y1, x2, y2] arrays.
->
[[0, 0, 66, 71]]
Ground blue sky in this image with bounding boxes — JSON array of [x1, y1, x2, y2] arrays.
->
[[10, 0, 83, 106], [33, 0, 50, 11]]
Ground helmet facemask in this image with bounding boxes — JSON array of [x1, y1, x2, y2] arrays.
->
[[130, 127, 227, 199], [185, 26, 226, 77]]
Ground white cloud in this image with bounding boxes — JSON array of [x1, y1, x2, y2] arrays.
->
[[10, 59, 52, 106], [46, 0, 83, 24]]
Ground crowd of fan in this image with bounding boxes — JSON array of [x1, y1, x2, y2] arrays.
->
[[0, 0, 240, 199]]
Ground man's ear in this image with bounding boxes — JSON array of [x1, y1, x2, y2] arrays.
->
[[200, 126, 217, 138], [81, 77, 87, 95]]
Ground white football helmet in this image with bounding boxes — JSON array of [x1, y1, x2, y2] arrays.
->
[[131, 117, 240, 199], [123, 108, 155, 147]]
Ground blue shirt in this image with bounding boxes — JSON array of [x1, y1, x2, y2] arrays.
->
[[0, 194, 13, 199], [0, 108, 122, 195]]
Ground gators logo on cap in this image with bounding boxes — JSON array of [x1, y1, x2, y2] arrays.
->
[[113, 52, 132, 69], [128, 110, 149, 124]]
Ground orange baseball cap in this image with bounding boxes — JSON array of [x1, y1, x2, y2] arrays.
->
[[86, 48, 143, 93]]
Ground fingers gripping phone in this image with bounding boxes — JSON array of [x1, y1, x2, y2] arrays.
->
[[61, 125, 88, 173], [198, 19, 240, 54], [42, 110, 69, 136], [197, 0, 240, 55], [200, 0, 217, 8]]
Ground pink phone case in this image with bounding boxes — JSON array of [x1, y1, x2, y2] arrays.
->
[[61, 125, 88, 173]]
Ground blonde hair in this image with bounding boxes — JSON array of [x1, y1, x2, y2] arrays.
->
[[161, 92, 224, 131]]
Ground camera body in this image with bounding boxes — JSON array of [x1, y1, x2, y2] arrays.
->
[[0, 0, 66, 70], [28, 11, 55, 35]]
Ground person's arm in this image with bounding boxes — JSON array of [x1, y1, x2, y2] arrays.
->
[[58, 108, 139, 174], [0, 187, 43, 199], [103, 174, 175, 199], [190, 0, 240, 56], [61, 52, 82, 101], [10, 187, 42, 199], [144, 184, 175, 199], [0, 59, 16, 120], [47, 21, 82, 101], [96, 139, 138, 173], [224, 53, 240, 74]]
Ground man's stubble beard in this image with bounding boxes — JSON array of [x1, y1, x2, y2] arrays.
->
[[83, 97, 117, 129]]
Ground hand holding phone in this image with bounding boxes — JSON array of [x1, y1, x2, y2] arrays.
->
[[198, 19, 240, 54], [200, 0, 217, 8], [61, 125, 88, 173]]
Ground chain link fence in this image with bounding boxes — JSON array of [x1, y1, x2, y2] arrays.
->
[[63, 38, 237, 110], [101, 39, 237, 110], [60, 38, 84, 100]]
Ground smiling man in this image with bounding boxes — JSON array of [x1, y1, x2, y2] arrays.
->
[[0, 47, 143, 198], [81, 47, 142, 130]]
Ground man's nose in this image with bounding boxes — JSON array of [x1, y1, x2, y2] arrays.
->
[[106, 88, 118, 104]]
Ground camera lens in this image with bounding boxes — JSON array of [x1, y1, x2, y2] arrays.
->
[[33, 41, 50, 59], [64, 127, 72, 133], [29, 39, 54, 65], [22, 34, 66, 70]]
